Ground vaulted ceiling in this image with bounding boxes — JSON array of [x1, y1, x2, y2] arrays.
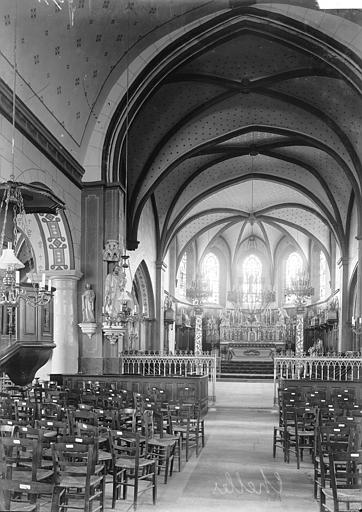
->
[[1, 0, 362, 271]]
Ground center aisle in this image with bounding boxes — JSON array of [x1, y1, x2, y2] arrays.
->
[[105, 382, 319, 512]]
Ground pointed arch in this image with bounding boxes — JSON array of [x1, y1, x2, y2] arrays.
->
[[134, 260, 155, 319]]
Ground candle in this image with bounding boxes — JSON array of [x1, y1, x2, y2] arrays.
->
[[41, 273, 46, 289], [47, 279, 52, 291], [15, 271, 20, 285]]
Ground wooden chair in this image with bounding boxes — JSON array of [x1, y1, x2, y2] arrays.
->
[[108, 429, 157, 509], [170, 404, 200, 462], [143, 410, 176, 484], [282, 403, 316, 469], [0, 476, 57, 512], [69, 409, 99, 435], [0, 436, 53, 482], [321, 450, 362, 512], [313, 423, 356, 501], [152, 407, 182, 472], [52, 441, 105, 512], [75, 422, 112, 468]]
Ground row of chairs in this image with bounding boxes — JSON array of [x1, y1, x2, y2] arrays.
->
[[0, 381, 206, 511], [273, 385, 362, 511]]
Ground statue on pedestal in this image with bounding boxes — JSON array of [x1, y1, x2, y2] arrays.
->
[[104, 264, 127, 319], [82, 283, 95, 323]]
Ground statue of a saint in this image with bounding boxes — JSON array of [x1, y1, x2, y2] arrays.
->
[[104, 264, 127, 319], [82, 283, 95, 323]]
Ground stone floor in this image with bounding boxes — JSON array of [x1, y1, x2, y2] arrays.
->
[[40, 381, 320, 511]]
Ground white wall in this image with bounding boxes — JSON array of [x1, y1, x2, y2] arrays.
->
[[0, 114, 82, 269]]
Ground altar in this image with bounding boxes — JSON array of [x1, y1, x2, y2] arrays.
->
[[220, 324, 287, 343], [221, 342, 286, 361]]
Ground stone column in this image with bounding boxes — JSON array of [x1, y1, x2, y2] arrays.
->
[[47, 270, 83, 376], [295, 308, 305, 357], [155, 261, 166, 353], [337, 257, 351, 352], [194, 313, 203, 355]]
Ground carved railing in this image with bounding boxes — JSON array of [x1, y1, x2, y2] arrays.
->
[[119, 352, 218, 403], [273, 355, 362, 404]]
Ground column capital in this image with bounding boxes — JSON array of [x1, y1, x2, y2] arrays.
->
[[156, 261, 167, 271], [337, 257, 349, 269], [46, 270, 83, 281]]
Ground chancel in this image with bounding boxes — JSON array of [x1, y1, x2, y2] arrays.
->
[[0, 1, 361, 511]]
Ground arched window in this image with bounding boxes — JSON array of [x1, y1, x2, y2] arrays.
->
[[319, 251, 327, 299], [176, 252, 187, 298], [285, 252, 303, 304], [242, 255, 262, 306], [202, 253, 219, 304]]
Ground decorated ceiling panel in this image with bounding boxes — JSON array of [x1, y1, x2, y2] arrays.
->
[[176, 211, 238, 256], [128, 82, 227, 189], [136, 93, 350, 212], [272, 76, 362, 153], [217, 132, 289, 147], [154, 154, 219, 230], [267, 207, 331, 253], [0, 0, 220, 148], [179, 33, 319, 80], [167, 155, 331, 229], [182, 179, 322, 221], [273, 146, 353, 229]]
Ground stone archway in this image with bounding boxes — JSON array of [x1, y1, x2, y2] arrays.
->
[[134, 261, 155, 351]]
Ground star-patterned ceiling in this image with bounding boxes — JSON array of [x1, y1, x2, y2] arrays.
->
[[0, 0, 361, 273]]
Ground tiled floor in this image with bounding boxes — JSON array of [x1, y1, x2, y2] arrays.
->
[[41, 381, 319, 511]]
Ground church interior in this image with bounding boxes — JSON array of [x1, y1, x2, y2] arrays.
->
[[0, 0, 361, 511]]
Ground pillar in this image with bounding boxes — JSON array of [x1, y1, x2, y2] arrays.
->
[[194, 312, 203, 355], [295, 308, 305, 357], [47, 270, 82, 376], [330, 236, 337, 292], [337, 257, 351, 352], [155, 261, 166, 353]]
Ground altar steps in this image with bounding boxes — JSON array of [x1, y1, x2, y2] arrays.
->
[[220, 360, 274, 380]]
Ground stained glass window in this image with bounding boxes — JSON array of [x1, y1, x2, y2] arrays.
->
[[202, 253, 219, 304], [176, 252, 187, 298], [242, 255, 262, 306], [285, 252, 303, 304]]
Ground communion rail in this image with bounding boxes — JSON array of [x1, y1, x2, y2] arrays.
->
[[273, 355, 362, 404], [119, 352, 217, 403]]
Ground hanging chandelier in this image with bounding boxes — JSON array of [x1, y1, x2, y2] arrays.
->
[[102, 253, 140, 328], [186, 272, 211, 314], [285, 271, 314, 307], [227, 287, 275, 320]]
